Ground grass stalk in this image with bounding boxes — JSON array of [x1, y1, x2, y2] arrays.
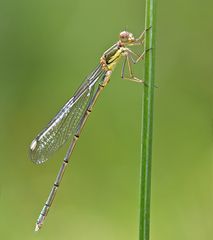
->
[[139, 0, 156, 240]]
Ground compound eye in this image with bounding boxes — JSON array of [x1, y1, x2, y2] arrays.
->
[[119, 31, 129, 42]]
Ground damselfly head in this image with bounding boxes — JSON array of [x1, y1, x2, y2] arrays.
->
[[119, 31, 135, 44]]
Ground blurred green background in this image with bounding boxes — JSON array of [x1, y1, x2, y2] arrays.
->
[[0, 0, 212, 239]]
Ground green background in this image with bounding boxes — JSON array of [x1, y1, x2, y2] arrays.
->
[[0, 0, 212, 239]]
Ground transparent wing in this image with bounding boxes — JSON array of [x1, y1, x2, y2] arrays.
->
[[30, 64, 105, 164]]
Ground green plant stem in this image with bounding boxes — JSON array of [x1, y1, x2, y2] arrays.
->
[[139, 0, 156, 240]]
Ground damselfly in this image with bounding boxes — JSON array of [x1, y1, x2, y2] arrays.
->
[[30, 28, 150, 231]]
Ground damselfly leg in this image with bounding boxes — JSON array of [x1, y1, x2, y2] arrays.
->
[[121, 48, 151, 83]]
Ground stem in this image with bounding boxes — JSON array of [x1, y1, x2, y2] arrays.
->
[[139, 0, 156, 240]]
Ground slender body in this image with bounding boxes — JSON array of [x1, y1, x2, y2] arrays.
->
[[30, 29, 149, 231]]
